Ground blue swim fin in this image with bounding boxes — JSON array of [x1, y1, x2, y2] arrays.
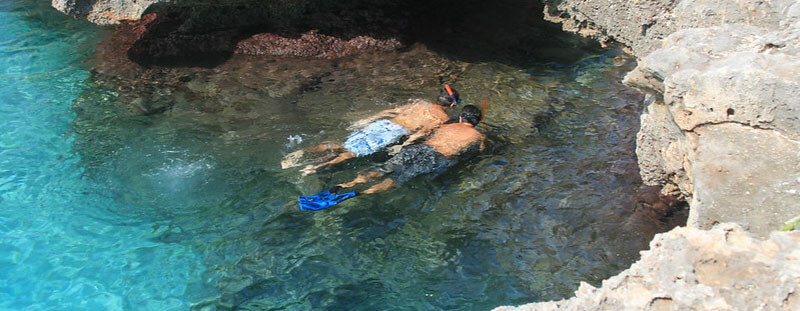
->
[[298, 191, 357, 211]]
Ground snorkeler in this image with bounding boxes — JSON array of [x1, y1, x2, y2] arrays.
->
[[339, 104, 485, 193], [281, 85, 461, 174], [297, 105, 485, 211]]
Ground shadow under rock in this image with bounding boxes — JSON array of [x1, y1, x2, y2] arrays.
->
[[126, 0, 601, 68]]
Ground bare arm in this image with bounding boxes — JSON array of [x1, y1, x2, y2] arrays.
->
[[404, 128, 433, 147], [387, 128, 432, 155]]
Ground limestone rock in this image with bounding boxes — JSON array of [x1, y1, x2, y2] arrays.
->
[[622, 7, 800, 237], [52, 0, 161, 24], [543, 0, 795, 57], [689, 124, 800, 236], [494, 224, 800, 311]]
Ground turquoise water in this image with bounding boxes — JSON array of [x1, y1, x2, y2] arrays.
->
[[1, 1, 682, 310], [0, 1, 215, 310]]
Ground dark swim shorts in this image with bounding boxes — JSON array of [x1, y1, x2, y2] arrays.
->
[[378, 144, 452, 184]]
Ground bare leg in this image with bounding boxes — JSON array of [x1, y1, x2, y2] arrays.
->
[[301, 151, 357, 176], [361, 178, 396, 194], [281, 141, 344, 169], [313, 152, 356, 170], [338, 171, 384, 188]]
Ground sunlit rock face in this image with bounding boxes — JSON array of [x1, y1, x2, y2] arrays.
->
[[626, 21, 800, 237], [52, 0, 161, 24], [52, 0, 314, 25], [542, 0, 794, 57]]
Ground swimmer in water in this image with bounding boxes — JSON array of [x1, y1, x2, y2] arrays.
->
[[281, 85, 461, 174], [336, 105, 485, 194]]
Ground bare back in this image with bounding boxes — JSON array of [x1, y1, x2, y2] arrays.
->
[[424, 123, 485, 158], [389, 100, 449, 132]]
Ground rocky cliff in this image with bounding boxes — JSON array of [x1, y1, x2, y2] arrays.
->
[[545, 0, 800, 238]]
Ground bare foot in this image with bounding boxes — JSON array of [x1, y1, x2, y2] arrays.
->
[[338, 171, 383, 188], [338, 181, 358, 188], [300, 165, 316, 176]]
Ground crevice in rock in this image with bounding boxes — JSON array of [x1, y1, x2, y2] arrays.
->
[[685, 121, 800, 145], [640, 21, 656, 37], [686, 120, 762, 134], [634, 185, 689, 225], [758, 42, 786, 53]]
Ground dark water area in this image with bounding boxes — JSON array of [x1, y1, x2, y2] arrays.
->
[[1, 1, 685, 310]]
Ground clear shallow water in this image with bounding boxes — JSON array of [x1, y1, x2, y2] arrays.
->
[[0, 1, 216, 310], [2, 2, 682, 310]]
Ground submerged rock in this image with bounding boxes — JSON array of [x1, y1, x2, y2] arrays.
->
[[235, 31, 403, 59], [495, 224, 800, 311]]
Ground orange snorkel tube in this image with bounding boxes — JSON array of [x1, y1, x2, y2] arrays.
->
[[444, 84, 457, 107], [481, 99, 487, 122]]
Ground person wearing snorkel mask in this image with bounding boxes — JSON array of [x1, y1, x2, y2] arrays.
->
[[335, 104, 485, 194], [281, 85, 461, 174]]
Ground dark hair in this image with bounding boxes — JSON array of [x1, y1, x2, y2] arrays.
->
[[459, 105, 481, 126], [436, 86, 460, 106]]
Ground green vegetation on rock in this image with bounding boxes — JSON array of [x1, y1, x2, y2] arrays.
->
[[780, 216, 800, 231]]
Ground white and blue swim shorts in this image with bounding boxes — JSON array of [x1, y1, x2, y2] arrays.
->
[[343, 119, 409, 156]]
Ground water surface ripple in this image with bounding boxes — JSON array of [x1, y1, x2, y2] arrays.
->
[[1, 2, 681, 310]]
